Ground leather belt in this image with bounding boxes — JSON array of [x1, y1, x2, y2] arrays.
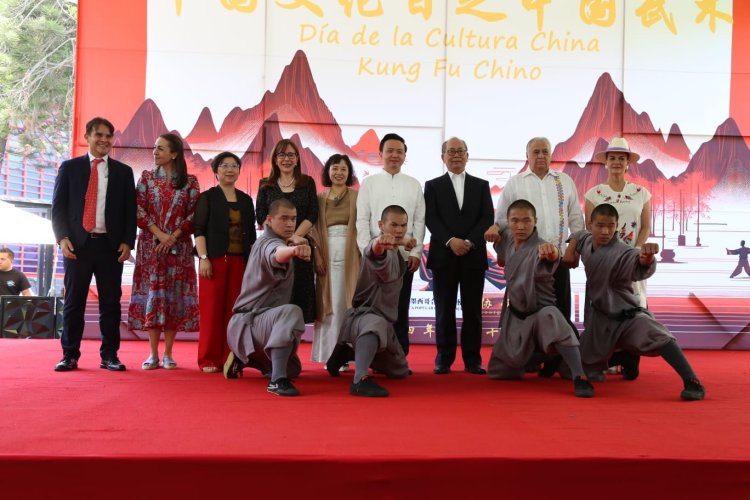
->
[[89, 232, 107, 239]]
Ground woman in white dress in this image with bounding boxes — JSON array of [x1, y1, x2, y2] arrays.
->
[[311, 155, 360, 365], [586, 138, 651, 307]]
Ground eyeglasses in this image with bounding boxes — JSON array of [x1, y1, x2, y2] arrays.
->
[[445, 149, 467, 156], [218, 163, 240, 169], [276, 152, 298, 159]]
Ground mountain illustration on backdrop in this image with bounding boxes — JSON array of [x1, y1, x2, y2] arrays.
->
[[112, 50, 748, 207]]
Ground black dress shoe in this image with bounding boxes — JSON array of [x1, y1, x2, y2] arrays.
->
[[433, 364, 451, 374], [54, 357, 78, 372], [100, 357, 126, 371], [464, 365, 487, 375]]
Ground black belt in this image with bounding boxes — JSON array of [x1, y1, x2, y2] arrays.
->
[[508, 304, 539, 320], [594, 305, 647, 321], [89, 232, 107, 239]]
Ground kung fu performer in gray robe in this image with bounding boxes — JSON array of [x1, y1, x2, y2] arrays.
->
[[487, 199, 593, 397], [564, 203, 704, 401], [326, 205, 414, 397], [224, 198, 311, 397]]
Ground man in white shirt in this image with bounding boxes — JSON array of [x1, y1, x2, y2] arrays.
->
[[356, 133, 425, 355], [485, 137, 583, 373]]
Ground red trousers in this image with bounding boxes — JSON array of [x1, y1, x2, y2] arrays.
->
[[198, 255, 245, 369]]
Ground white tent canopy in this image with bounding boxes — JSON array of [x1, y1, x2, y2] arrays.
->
[[0, 200, 56, 245]]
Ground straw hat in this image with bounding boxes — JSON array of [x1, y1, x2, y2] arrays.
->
[[594, 137, 640, 164]]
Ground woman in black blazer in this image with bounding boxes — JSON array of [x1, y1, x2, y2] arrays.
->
[[194, 152, 256, 372]]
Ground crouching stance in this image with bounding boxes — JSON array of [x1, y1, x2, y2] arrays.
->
[[488, 200, 594, 398], [564, 203, 704, 401], [224, 199, 310, 396], [326, 205, 416, 397]]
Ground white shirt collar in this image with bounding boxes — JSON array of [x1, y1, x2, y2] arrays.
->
[[521, 167, 558, 179], [87, 153, 109, 164]]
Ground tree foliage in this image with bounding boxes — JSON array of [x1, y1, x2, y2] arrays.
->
[[0, 0, 77, 156]]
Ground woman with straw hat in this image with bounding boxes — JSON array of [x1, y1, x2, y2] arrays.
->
[[586, 137, 652, 308], [585, 137, 651, 380]]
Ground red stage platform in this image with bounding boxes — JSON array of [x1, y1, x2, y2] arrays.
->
[[0, 340, 748, 499]]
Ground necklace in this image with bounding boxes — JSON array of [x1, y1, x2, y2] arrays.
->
[[329, 188, 346, 200], [278, 177, 294, 189]]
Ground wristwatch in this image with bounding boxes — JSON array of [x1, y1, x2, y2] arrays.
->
[[199, 254, 208, 260]]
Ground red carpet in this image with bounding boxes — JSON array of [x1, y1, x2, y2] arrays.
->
[[1, 340, 748, 499]]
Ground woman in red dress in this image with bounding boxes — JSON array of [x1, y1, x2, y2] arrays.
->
[[128, 133, 200, 370]]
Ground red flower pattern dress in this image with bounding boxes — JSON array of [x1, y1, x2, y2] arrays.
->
[[128, 168, 200, 331]]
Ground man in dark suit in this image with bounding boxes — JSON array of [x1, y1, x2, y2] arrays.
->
[[425, 137, 494, 374], [51, 117, 137, 371]]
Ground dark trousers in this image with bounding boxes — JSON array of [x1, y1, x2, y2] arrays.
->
[[61, 237, 124, 360], [393, 270, 414, 355], [731, 261, 750, 277], [553, 265, 578, 337], [432, 266, 484, 367]]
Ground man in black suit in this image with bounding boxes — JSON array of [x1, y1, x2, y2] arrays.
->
[[425, 137, 494, 374], [51, 117, 137, 371]]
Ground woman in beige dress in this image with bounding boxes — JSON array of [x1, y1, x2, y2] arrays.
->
[[311, 154, 360, 365]]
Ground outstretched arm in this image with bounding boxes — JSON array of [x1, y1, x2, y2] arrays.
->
[[275, 239, 311, 264], [538, 242, 559, 262], [639, 242, 659, 266], [372, 235, 416, 257], [562, 238, 580, 268]]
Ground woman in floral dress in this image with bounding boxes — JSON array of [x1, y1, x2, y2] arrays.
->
[[129, 133, 200, 370]]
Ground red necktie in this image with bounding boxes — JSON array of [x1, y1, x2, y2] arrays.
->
[[83, 158, 103, 232]]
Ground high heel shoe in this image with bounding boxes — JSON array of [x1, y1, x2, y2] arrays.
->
[[162, 354, 177, 370]]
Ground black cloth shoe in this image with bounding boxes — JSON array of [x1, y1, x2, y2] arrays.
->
[[433, 364, 451, 374], [680, 378, 705, 401], [245, 356, 271, 378], [326, 343, 354, 378], [100, 357, 126, 371], [350, 376, 389, 397], [267, 377, 300, 397], [538, 357, 561, 378], [223, 352, 244, 379], [621, 353, 641, 381], [609, 351, 641, 380], [574, 377, 595, 398], [463, 365, 487, 375], [524, 361, 542, 373], [54, 357, 78, 372]]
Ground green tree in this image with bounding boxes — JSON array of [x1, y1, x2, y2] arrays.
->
[[0, 0, 77, 157]]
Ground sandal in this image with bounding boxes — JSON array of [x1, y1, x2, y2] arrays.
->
[[142, 356, 159, 370], [162, 354, 177, 370]]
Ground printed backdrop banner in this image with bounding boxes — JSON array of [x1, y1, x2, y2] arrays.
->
[[75, 0, 750, 349]]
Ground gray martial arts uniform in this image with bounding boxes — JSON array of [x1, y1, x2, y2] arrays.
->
[[488, 228, 580, 379], [571, 230, 675, 373], [226, 227, 305, 377], [337, 239, 410, 378]]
